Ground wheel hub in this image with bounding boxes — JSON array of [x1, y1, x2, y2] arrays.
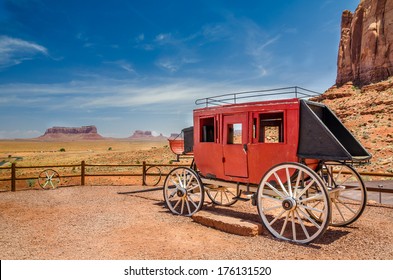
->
[[282, 197, 296, 211], [176, 188, 186, 197]]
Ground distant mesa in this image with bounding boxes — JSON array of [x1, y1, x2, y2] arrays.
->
[[128, 130, 166, 141], [168, 133, 181, 139], [38, 125, 104, 140]]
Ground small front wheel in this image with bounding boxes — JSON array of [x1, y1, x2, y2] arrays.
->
[[38, 169, 60, 190], [163, 167, 204, 216], [257, 162, 331, 244]]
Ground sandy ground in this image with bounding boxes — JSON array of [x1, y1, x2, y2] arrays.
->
[[0, 185, 392, 260]]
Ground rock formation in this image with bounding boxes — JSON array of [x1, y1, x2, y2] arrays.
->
[[39, 125, 104, 140], [336, 0, 393, 87], [129, 130, 166, 140]]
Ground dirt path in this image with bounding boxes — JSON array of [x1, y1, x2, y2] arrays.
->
[[0, 185, 392, 260]]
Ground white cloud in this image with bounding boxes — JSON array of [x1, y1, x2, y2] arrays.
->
[[0, 36, 48, 68], [105, 60, 137, 74], [0, 77, 240, 111], [155, 33, 172, 43]]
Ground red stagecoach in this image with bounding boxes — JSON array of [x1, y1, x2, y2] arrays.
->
[[164, 87, 371, 243]]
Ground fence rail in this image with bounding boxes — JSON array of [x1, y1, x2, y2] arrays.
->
[[0, 161, 392, 194], [0, 161, 189, 191]]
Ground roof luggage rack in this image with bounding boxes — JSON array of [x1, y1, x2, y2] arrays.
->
[[195, 86, 321, 107]]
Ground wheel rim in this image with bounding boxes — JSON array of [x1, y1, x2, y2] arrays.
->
[[38, 169, 60, 190], [206, 185, 237, 206], [145, 166, 161, 186], [318, 161, 367, 226], [163, 167, 204, 216], [257, 163, 331, 244]]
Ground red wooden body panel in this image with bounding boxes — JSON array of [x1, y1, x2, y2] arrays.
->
[[193, 98, 301, 184]]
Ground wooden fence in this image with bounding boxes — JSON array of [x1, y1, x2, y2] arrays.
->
[[0, 161, 188, 191], [0, 161, 392, 194]]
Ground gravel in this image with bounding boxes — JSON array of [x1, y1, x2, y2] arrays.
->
[[0, 185, 392, 260]]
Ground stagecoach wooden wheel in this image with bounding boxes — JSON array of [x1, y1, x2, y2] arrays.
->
[[206, 185, 238, 206], [257, 162, 331, 244], [163, 167, 204, 216], [317, 161, 367, 227], [38, 169, 60, 190]]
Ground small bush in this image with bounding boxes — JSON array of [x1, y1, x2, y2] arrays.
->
[[108, 147, 112, 151], [27, 179, 36, 188], [59, 148, 66, 152]]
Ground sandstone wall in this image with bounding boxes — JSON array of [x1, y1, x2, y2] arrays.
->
[[336, 0, 393, 86]]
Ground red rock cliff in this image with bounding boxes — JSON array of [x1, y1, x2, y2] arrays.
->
[[336, 0, 393, 87]]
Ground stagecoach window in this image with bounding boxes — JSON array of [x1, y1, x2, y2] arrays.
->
[[227, 123, 242, 144], [259, 112, 284, 143], [200, 117, 215, 142]]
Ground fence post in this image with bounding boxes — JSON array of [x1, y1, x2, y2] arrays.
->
[[11, 163, 16, 192], [81, 160, 85, 186], [142, 161, 146, 186]]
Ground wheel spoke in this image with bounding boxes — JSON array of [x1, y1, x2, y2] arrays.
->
[[293, 170, 302, 198], [298, 203, 324, 213], [265, 182, 286, 199], [180, 198, 185, 215], [42, 180, 49, 189], [261, 194, 283, 203], [336, 197, 357, 214], [168, 189, 177, 199], [187, 184, 199, 192], [269, 209, 286, 226], [176, 173, 183, 188], [291, 211, 296, 241], [274, 172, 289, 196], [296, 179, 316, 198], [295, 210, 310, 239], [172, 198, 182, 211], [280, 211, 290, 236], [212, 190, 219, 201], [188, 196, 198, 208], [332, 199, 346, 222], [170, 177, 181, 189], [185, 198, 192, 215], [297, 208, 322, 229], [334, 165, 343, 182], [263, 204, 283, 212], [286, 168, 293, 197], [297, 193, 324, 203]]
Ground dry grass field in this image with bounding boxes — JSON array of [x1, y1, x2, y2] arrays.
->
[[0, 140, 187, 190]]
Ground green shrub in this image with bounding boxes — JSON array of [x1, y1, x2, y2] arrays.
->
[[59, 148, 66, 152], [27, 179, 36, 188]]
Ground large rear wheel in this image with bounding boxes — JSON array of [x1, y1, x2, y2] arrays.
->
[[257, 162, 331, 244], [318, 161, 367, 226]]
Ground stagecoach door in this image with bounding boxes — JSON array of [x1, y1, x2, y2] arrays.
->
[[223, 113, 248, 178]]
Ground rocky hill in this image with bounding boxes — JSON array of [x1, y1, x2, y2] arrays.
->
[[315, 80, 393, 174], [316, 0, 393, 174], [38, 125, 104, 140], [337, 0, 393, 87]]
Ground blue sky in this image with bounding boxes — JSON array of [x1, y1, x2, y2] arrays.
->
[[0, 0, 359, 139]]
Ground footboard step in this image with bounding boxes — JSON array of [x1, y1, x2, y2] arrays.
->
[[192, 211, 263, 237]]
